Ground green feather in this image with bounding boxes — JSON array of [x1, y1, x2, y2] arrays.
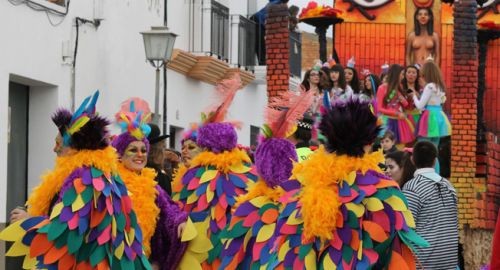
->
[[341, 245, 353, 263], [120, 257, 134, 269], [90, 245, 107, 267], [62, 188, 78, 206], [222, 221, 247, 238], [68, 230, 84, 254], [195, 167, 207, 178], [54, 229, 69, 248], [261, 124, 273, 138], [298, 243, 313, 260], [91, 167, 103, 178], [81, 187, 93, 202], [47, 219, 68, 241], [115, 213, 126, 231], [97, 215, 112, 231]]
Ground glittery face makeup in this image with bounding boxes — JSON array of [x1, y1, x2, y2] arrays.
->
[[121, 141, 148, 172], [181, 139, 202, 166]]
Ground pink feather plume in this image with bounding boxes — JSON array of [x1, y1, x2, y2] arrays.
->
[[115, 97, 152, 123], [205, 74, 242, 123], [266, 88, 316, 138]]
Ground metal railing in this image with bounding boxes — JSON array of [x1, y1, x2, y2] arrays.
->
[[289, 31, 302, 78], [211, 1, 229, 60], [238, 15, 256, 69]]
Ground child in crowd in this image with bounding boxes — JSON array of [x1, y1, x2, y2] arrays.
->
[[381, 130, 398, 154]]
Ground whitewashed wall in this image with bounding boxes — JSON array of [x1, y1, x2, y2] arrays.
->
[[0, 0, 268, 223]]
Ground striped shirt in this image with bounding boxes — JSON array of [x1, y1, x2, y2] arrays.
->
[[403, 168, 459, 270]]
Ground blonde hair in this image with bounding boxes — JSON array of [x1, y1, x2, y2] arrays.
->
[[421, 61, 446, 93]]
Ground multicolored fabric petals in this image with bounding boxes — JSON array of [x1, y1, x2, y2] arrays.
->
[[271, 151, 428, 269], [0, 166, 151, 270], [172, 148, 258, 268]]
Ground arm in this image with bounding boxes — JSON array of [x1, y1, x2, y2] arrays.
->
[[433, 32, 440, 66], [376, 84, 400, 117], [150, 186, 188, 269], [406, 32, 415, 65], [413, 83, 433, 110]]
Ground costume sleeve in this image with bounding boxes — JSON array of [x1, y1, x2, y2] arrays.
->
[[376, 84, 399, 117], [413, 83, 433, 110], [402, 188, 422, 223], [0, 167, 151, 270], [150, 186, 188, 270]]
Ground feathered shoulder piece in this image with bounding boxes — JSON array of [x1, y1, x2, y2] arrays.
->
[[115, 100, 152, 140], [52, 90, 110, 150]]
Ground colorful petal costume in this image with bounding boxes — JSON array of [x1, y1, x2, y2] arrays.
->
[[270, 98, 428, 269], [219, 88, 315, 269], [0, 91, 151, 270], [111, 104, 188, 270], [172, 75, 258, 269]]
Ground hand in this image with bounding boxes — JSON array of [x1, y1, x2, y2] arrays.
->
[[151, 263, 160, 270], [397, 112, 406, 119], [10, 207, 29, 223], [177, 222, 187, 238]]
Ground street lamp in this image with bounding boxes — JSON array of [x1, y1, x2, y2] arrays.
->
[[140, 26, 177, 126]]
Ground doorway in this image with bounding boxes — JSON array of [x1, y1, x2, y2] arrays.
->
[[6, 81, 29, 269]]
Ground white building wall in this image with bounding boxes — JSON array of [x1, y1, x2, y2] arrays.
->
[[0, 0, 269, 223]]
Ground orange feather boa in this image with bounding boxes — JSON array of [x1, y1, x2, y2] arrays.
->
[[295, 146, 384, 241], [27, 147, 118, 217]]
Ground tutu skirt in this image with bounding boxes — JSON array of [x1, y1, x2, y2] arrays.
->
[[418, 105, 452, 138], [380, 115, 416, 144]]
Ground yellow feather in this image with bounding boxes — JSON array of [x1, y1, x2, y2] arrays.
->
[[0, 219, 25, 241], [256, 223, 275, 242], [5, 240, 29, 256], [67, 116, 90, 135], [50, 203, 64, 220]]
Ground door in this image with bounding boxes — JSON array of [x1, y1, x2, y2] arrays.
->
[[6, 81, 29, 269]]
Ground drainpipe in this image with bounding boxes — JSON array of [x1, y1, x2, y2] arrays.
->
[[162, 0, 168, 136]]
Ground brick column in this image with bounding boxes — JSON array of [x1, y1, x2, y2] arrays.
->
[[265, 3, 290, 99], [451, 0, 478, 228]]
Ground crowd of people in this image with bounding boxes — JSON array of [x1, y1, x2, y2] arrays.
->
[[0, 57, 496, 270]]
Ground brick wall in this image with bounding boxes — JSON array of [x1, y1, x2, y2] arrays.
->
[[484, 38, 500, 134], [266, 3, 290, 99], [301, 32, 333, 71], [475, 133, 500, 228], [450, 0, 478, 227]]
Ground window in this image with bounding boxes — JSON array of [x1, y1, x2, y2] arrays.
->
[[238, 16, 256, 69], [211, 1, 229, 60]]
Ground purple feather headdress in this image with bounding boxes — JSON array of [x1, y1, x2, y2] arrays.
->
[[196, 74, 242, 152], [253, 89, 314, 187], [319, 97, 382, 157], [52, 91, 110, 150]]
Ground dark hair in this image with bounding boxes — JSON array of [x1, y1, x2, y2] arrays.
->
[[319, 98, 382, 157], [330, 64, 347, 90], [301, 69, 319, 91], [147, 141, 165, 170], [52, 108, 110, 150], [412, 141, 438, 168], [345, 67, 361, 94], [414, 7, 434, 36], [402, 65, 421, 94], [383, 64, 404, 105], [382, 130, 396, 141], [293, 114, 314, 143], [364, 74, 381, 98], [385, 151, 416, 188], [289, 5, 299, 16]]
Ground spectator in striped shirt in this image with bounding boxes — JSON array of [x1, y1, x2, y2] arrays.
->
[[402, 141, 459, 270]]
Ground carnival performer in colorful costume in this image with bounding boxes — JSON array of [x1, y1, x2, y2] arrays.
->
[[376, 64, 416, 144], [112, 104, 188, 270], [0, 91, 151, 269], [269, 98, 428, 269], [218, 88, 315, 269], [172, 75, 258, 269]]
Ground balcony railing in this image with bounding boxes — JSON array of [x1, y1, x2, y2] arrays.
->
[[289, 31, 302, 78], [189, 0, 229, 61], [211, 1, 229, 60], [237, 16, 256, 69]]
